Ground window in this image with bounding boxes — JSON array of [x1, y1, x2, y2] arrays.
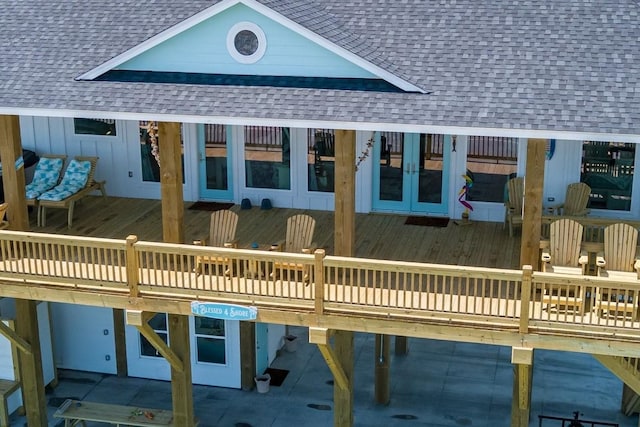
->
[[465, 136, 518, 203], [73, 118, 117, 136], [244, 126, 290, 190], [581, 141, 634, 211], [194, 317, 226, 365], [139, 313, 168, 358], [308, 129, 335, 193]]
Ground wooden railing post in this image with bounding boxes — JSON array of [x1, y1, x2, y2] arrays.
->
[[519, 265, 533, 334], [126, 235, 140, 298], [314, 249, 325, 315]]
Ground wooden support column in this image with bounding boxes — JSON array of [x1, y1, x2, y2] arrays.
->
[[15, 300, 47, 426], [333, 129, 356, 427], [511, 347, 534, 427], [520, 138, 546, 270], [395, 336, 409, 356], [374, 334, 390, 405], [240, 321, 256, 390], [112, 309, 128, 377], [158, 121, 184, 244], [157, 122, 194, 425], [0, 115, 29, 230], [1, 115, 46, 426]]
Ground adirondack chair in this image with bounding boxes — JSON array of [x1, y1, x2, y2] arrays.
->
[[540, 219, 588, 314], [25, 154, 67, 212], [556, 182, 591, 216], [194, 210, 239, 275], [504, 176, 524, 237], [37, 156, 106, 228], [594, 223, 640, 319], [270, 214, 316, 281], [0, 202, 8, 229]]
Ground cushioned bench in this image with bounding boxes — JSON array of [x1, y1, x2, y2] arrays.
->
[[54, 399, 198, 427]]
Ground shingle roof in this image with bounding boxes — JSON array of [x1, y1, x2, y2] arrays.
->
[[1, 0, 639, 138]]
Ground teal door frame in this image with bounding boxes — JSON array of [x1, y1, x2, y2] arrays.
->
[[372, 132, 450, 215], [198, 124, 234, 200]]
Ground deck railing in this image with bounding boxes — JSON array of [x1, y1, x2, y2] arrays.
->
[[1, 231, 640, 343]]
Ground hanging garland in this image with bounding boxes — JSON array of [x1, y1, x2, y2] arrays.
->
[[146, 121, 160, 167], [355, 133, 375, 171]]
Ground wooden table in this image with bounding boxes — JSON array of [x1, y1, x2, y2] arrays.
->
[[53, 399, 193, 427]]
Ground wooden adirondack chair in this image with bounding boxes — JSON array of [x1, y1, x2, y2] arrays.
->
[[504, 176, 524, 237], [0, 202, 8, 229], [270, 214, 316, 281], [194, 210, 239, 275], [557, 182, 591, 216], [594, 223, 640, 319], [540, 219, 588, 314]]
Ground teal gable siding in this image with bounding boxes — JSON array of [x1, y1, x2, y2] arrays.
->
[[118, 4, 376, 79]]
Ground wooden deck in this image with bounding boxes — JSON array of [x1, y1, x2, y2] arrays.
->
[[30, 196, 521, 269]]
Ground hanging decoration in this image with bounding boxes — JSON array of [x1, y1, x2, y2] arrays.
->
[[146, 121, 160, 167], [355, 132, 375, 171], [458, 174, 474, 215]]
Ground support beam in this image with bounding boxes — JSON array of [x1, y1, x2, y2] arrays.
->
[[511, 347, 533, 427], [0, 115, 29, 230], [168, 313, 195, 426], [240, 321, 256, 390], [395, 336, 409, 356], [333, 129, 356, 426], [520, 138, 546, 269], [112, 309, 128, 377], [15, 299, 47, 426], [0, 320, 31, 354], [316, 344, 349, 391], [374, 334, 390, 405], [158, 121, 184, 244]]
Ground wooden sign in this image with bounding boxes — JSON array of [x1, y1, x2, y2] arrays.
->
[[190, 302, 257, 321]]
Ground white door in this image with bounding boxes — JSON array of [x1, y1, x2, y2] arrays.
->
[[50, 304, 117, 374]]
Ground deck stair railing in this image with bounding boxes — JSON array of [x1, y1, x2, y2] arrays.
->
[[2, 231, 640, 344]]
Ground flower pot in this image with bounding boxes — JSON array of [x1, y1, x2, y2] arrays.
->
[[284, 335, 298, 353], [254, 374, 271, 393]]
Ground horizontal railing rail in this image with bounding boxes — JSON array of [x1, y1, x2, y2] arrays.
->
[[1, 231, 640, 343]]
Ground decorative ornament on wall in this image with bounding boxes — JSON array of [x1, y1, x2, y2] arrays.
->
[[546, 139, 556, 160]]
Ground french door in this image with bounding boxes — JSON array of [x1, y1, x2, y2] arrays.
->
[[372, 132, 450, 215], [198, 124, 233, 200]]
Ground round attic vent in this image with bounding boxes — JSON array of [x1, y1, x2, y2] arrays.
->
[[227, 22, 266, 64]]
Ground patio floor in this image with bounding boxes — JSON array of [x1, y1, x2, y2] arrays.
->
[[30, 196, 521, 270]]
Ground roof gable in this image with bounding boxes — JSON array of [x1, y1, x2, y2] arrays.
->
[[78, 0, 425, 93]]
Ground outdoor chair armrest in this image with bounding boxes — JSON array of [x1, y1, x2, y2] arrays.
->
[[301, 244, 318, 255], [223, 239, 239, 249], [634, 258, 640, 274], [193, 239, 206, 246], [269, 240, 285, 251], [578, 250, 589, 266], [541, 249, 551, 263], [596, 252, 606, 268]]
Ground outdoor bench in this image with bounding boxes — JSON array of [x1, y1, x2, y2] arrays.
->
[[54, 398, 199, 427], [0, 378, 20, 427]]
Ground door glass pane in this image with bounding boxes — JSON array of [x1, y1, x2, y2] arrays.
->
[[204, 124, 228, 191], [581, 141, 635, 211], [378, 132, 404, 201], [194, 317, 226, 364], [465, 136, 518, 203], [139, 121, 184, 183], [245, 126, 290, 189], [417, 134, 444, 204], [140, 313, 168, 358], [308, 129, 335, 192]]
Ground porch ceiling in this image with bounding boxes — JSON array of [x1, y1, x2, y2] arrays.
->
[[32, 196, 520, 269]]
